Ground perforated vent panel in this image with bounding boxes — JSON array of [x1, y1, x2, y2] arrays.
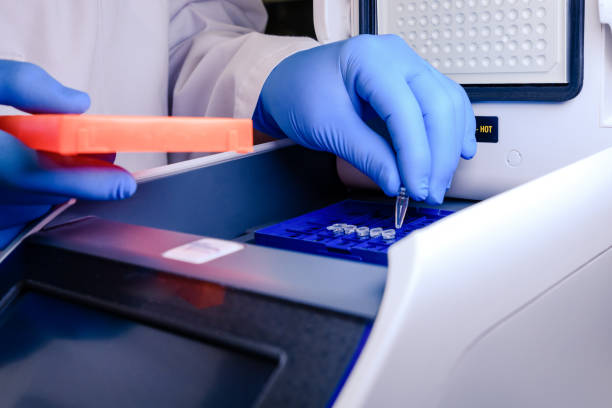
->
[[378, 0, 568, 84]]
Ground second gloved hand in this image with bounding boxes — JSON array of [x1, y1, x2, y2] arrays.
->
[[0, 60, 136, 249], [253, 34, 477, 204]]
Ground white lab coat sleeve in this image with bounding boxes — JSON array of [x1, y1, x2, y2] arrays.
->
[[169, 0, 320, 119]]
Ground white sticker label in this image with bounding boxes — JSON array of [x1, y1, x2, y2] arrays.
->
[[162, 238, 244, 264]]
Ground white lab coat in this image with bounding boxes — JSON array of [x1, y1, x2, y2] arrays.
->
[[0, 0, 318, 170]]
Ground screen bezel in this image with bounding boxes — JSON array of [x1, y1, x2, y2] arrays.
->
[[0, 282, 286, 407]]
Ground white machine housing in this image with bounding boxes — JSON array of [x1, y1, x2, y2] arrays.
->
[[335, 146, 612, 408], [2, 3, 609, 406], [313, 1, 612, 406], [314, 0, 612, 200]]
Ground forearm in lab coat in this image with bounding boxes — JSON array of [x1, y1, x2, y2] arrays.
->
[[168, 0, 319, 119]]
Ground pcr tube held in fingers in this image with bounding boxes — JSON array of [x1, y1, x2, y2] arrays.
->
[[395, 187, 409, 229]]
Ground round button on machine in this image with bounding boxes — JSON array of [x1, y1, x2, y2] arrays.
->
[[506, 149, 523, 167]]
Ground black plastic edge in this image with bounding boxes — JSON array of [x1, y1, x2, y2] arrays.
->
[[20, 280, 286, 364], [16, 281, 288, 408], [360, 0, 377, 34]]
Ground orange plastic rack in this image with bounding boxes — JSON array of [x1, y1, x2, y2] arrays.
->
[[0, 114, 253, 155]]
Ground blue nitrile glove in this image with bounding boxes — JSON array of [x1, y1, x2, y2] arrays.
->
[[253, 34, 477, 204], [0, 60, 136, 249]]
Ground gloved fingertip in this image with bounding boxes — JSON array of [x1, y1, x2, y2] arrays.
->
[[379, 176, 401, 197], [429, 174, 449, 204], [446, 178, 452, 190], [409, 187, 428, 202], [381, 184, 399, 197], [461, 137, 477, 160], [117, 176, 137, 200], [425, 197, 443, 206], [59, 87, 91, 114], [407, 178, 429, 201], [425, 189, 445, 205], [461, 150, 476, 160], [364, 160, 401, 197], [103, 174, 136, 200]]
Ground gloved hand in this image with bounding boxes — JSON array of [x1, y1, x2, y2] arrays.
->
[[0, 60, 136, 249], [253, 34, 477, 204]]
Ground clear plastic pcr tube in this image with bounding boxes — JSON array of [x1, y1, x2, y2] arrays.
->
[[395, 186, 409, 229], [343, 225, 357, 235], [356, 226, 370, 238], [327, 224, 345, 235], [369, 227, 383, 238], [382, 229, 396, 241]]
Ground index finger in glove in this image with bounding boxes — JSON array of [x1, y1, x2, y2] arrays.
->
[[402, 61, 472, 204], [0, 60, 90, 114], [353, 66, 431, 201]]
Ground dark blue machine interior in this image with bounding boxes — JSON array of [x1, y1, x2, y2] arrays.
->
[[0, 291, 277, 408], [255, 200, 453, 265]]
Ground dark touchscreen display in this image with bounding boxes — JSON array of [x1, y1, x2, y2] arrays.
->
[[0, 292, 277, 407]]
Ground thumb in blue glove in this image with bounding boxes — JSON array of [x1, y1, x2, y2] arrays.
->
[[253, 34, 477, 204], [0, 60, 136, 249]]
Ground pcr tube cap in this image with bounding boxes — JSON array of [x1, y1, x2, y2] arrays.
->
[[382, 229, 396, 240], [356, 226, 370, 238], [369, 227, 383, 238]]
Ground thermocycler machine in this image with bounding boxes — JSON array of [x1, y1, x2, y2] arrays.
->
[[1, 0, 612, 407], [0, 140, 611, 407]]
